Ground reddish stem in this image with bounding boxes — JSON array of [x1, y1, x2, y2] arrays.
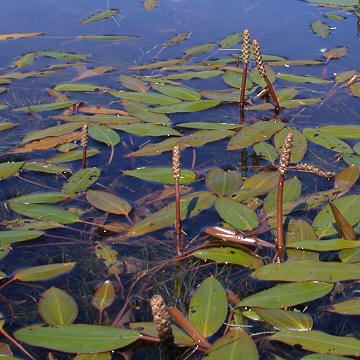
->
[[82, 146, 87, 169], [276, 174, 285, 263], [239, 63, 248, 109], [174, 177, 182, 255], [264, 77, 280, 114], [0, 327, 36, 360]]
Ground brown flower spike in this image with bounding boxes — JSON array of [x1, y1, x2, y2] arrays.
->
[[240, 29, 251, 110], [81, 124, 88, 169]]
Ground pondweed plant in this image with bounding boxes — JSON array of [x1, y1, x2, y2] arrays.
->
[[1, 2, 360, 358]]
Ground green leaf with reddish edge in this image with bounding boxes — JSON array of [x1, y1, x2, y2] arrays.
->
[[86, 190, 131, 216], [334, 165, 360, 191], [14, 324, 139, 353], [128, 191, 216, 237], [204, 329, 259, 360], [254, 308, 313, 331], [238, 282, 333, 308], [219, 33, 241, 48], [39, 287, 78, 325], [192, 247, 263, 269], [253, 259, 360, 282], [270, 330, 360, 356], [123, 167, 196, 185], [81, 9, 119, 24], [189, 276, 227, 337], [108, 91, 181, 105], [14, 262, 76, 282], [227, 119, 284, 150], [205, 168, 243, 196], [119, 75, 149, 92], [184, 43, 216, 55]]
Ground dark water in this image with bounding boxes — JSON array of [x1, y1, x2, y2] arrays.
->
[[0, 0, 360, 359]]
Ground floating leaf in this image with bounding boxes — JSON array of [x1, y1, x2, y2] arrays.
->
[[23, 123, 82, 143], [166, 70, 223, 80], [189, 276, 227, 337], [0, 122, 16, 131], [77, 35, 137, 41], [253, 142, 278, 164], [128, 191, 216, 237], [9, 192, 67, 204], [303, 128, 352, 153], [325, 13, 347, 20], [143, 0, 159, 10], [152, 100, 220, 113], [253, 259, 360, 282], [81, 9, 119, 25], [319, 125, 360, 139], [54, 83, 109, 92], [204, 329, 259, 360], [123, 167, 196, 185], [350, 82, 360, 97], [92, 281, 115, 311], [48, 148, 100, 163], [73, 353, 112, 360], [219, 33, 241, 48], [88, 125, 120, 146], [306, 0, 357, 5], [274, 128, 307, 163], [130, 58, 191, 70], [223, 71, 252, 89], [301, 355, 351, 360], [0, 32, 44, 40], [23, 162, 71, 174], [200, 89, 239, 102], [13, 101, 77, 112], [334, 165, 360, 191], [227, 119, 284, 150], [0, 70, 56, 80], [285, 219, 319, 261], [14, 324, 139, 353], [14, 262, 76, 282], [192, 247, 263, 269], [205, 168, 243, 196], [330, 201, 356, 240], [287, 239, 360, 251], [86, 190, 131, 216], [119, 75, 149, 92], [128, 129, 233, 157], [238, 282, 333, 308], [176, 122, 238, 130], [0, 162, 24, 181], [254, 308, 313, 331], [37, 51, 87, 61], [311, 19, 330, 38], [324, 46, 348, 61], [313, 195, 360, 237], [14, 52, 36, 68], [62, 168, 100, 195], [112, 123, 181, 137], [277, 73, 331, 84], [328, 299, 360, 315], [185, 43, 216, 55], [0, 230, 44, 245], [39, 287, 78, 325], [270, 330, 360, 356], [109, 90, 181, 105], [151, 84, 201, 101], [9, 203, 79, 224], [215, 197, 259, 231]]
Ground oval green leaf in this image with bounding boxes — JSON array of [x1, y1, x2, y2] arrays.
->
[[86, 190, 131, 216], [62, 168, 100, 195], [205, 168, 243, 196], [39, 287, 78, 325], [88, 125, 120, 146], [92, 281, 116, 311], [189, 276, 227, 337], [0, 162, 24, 181]]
